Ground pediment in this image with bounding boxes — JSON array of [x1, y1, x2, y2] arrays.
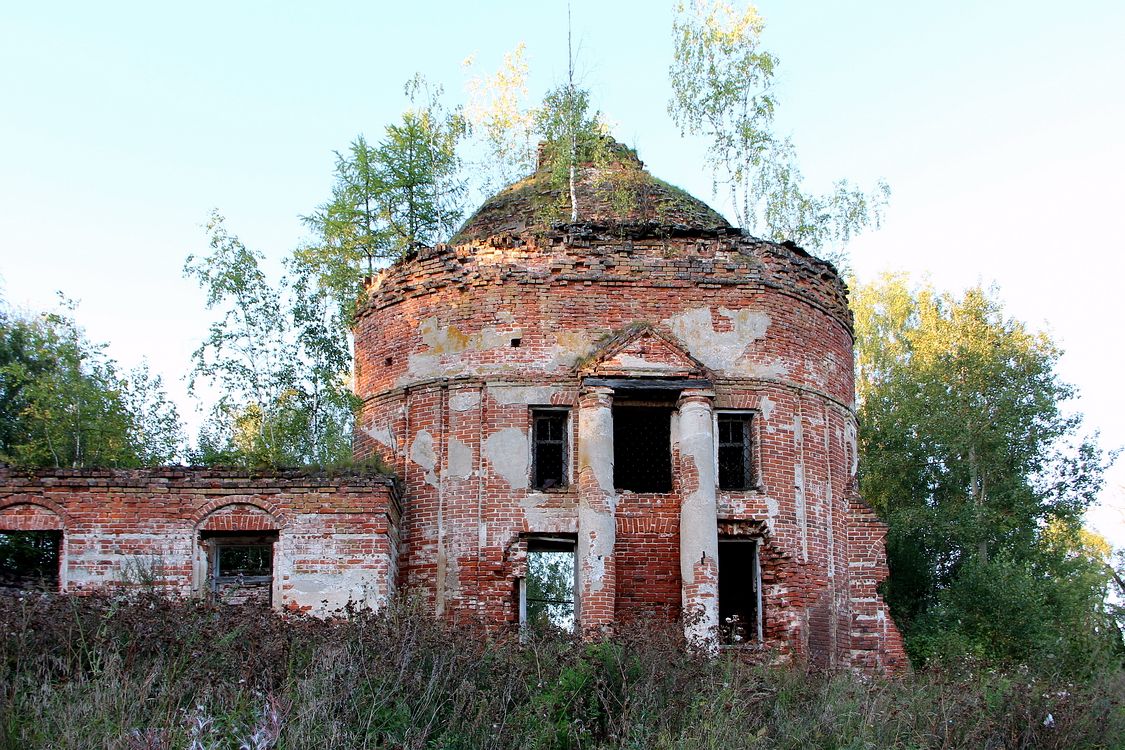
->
[[578, 324, 708, 379]]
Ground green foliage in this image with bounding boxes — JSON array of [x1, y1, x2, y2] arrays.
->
[[380, 74, 468, 251], [854, 274, 1120, 672], [464, 42, 537, 198], [306, 74, 467, 273], [525, 550, 576, 632], [534, 84, 614, 222], [185, 212, 355, 467], [668, 1, 887, 269], [0, 296, 182, 467], [303, 134, 389, 282], [0, 532, 59, 590]]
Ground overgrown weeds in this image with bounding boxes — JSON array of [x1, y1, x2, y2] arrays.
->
[[0, 594, 1120, 749]]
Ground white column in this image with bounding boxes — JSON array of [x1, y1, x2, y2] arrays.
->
[[576, 385, 616, 633], [677, 388, 719, 648]]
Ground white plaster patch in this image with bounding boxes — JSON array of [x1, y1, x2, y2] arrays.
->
[[444, 438, 473, 480], [759, 395, 776, 422], [488, 385, 559, 405], [364, 423, 395, 449], [550, 329, 599, 369], [519, 494, 577, 533], [765, 495, 780, 526], [449, 391, 481, 412], [580, 521, 612, 593], [411, 430, 439, 487], [844, 420, 859, 477], [663, 306, 770, 373], [404, 317, 522, 382], [610, 354, 682, 373], [748, 358, 790, 379], [484, 428, 530, 489], [577, 406, 615, 494]]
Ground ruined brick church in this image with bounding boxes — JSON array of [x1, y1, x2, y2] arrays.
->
[[0, 147, 906, 672]]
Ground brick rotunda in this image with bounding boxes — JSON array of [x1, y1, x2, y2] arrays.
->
[[353, 145, 906, 670]]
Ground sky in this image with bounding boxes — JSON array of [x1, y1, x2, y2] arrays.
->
[[1, 1, 1122, 545]]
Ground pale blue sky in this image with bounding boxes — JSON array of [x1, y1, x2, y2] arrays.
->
[[1, 1, 1122, 541]]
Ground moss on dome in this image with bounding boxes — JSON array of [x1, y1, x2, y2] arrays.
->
[[452, 143, 730, 244]]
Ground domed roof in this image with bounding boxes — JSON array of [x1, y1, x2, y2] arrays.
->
[[452, 142, 731, 244]]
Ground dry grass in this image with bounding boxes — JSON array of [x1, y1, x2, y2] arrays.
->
[[0, 593, 1120, 749]]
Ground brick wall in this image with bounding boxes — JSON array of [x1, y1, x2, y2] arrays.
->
[[0, 467, 398, 614]]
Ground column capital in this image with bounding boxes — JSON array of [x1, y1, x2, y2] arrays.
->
[[579, 384, 615, 407], [677, 388, 716, 409]]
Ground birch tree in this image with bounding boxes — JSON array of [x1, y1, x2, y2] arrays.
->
[[669, 1, 887, 269]]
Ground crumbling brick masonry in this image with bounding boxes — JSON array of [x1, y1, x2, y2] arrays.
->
[[0, 146, 906, 672]]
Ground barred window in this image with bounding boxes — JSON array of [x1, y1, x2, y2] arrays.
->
[[613, 406, 673, 493], [202, 531, 277, 606], [717, 413, 755, 490], [532, 409, 569, 489]]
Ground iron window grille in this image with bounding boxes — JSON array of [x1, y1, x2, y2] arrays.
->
[[531, 409, 569, 489], [717, 412, 755, 490], [202, 532, 277, 598], [613, 405, 673, 492]]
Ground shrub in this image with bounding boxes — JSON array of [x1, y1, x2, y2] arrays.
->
[[0, 594, 1120, 749]]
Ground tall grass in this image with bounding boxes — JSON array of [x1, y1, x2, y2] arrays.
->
[[0, 594, 1120, 749]]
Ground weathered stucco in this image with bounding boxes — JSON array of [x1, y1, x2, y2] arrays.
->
[[664, 306, 770, 373], [484, 428, 530, 490]]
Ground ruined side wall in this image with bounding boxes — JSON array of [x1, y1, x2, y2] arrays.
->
[[846, 495, 909, 672], [0, 468, 398, 614]]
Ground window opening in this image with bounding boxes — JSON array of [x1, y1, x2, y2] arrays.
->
[[217, 545, 272, 578], [613, 405, 673, 492], [532, 409, 568, 489], [202, 531, 277, 606], [520, 538, 576, 632], [0, 530, 61, 592], [718, 538, 761, 644], [510, 337, 522, 347], [717, 413, 755, 490]]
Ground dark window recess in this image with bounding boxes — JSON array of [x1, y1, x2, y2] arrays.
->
[[718, 539, 759, 644], [0, 531, 61, 592], [217, 545, 273, 578], [613, 406, 673, 492], [532, 410, 568, 489], [510, 337, 522, 347], [718, 413, 754, 490], [524, 538, 576, 632], [203, 532, 277, 606]]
